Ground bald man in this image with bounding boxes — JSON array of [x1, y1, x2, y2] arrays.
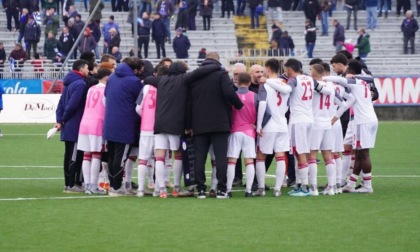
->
[[249, 64, 264, 93]]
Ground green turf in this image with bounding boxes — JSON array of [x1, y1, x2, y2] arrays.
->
[[0, 122, 420, 251]]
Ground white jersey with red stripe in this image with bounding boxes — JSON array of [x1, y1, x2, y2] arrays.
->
[[258, 79, 290, 132], [312, 80, 334, 130], [288, 75, 315, 124], [330, 83, 346, 116]]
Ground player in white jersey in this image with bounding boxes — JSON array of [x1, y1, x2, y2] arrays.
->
[[308, 64, 336, 196], [284, 59, 334, 196], [325, 59, 378, 194], [321, 62, 346, 194], [255, 59, 292, 197]]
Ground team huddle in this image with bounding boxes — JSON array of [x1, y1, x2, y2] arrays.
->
[[55, 51, 378, 199]]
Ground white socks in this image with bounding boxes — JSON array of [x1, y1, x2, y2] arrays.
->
[[255, 160, 265, 189], [173, 158, 182, 188], [155, 158, 166, 191], [245, 163, 255, 193], [308, 160, 317, 189], [325, 160, 336, 187], [137, 160, 148, 191], [274, 157, 286, 191], [227, 162, 235, 192], [124, 158, 135, 184]]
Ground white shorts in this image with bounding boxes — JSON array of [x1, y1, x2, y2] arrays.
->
[[332, 121, 344, 153], [139, 135, 155, 160], [343, 120, 354, 146], [258, 132, 289, 154], [310, 128, 333, 151], [354, 121, 378, 150], [154, 134, 180, 151], [290, 123, 312, 154], [77, 134, 104, 152], [227, 132, 256, 158]]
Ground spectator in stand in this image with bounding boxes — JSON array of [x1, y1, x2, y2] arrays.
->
[[103, 16, 120, 54], [59, 26, 75, 58], [116, 0, 129, 11], [138, 12, 152, 59], [90, 0, 105, 24], [267, 0, 283, 27], [44, 0, 56, 11], [221, 0, 234, 18], [401, 10, 419, 54], [88, 19, 102, 58], [377, 0, 390, 18], [44, 31, 60, 60], [304, 19, 316, 58], [268, 40, 281, 56], [3, 0, 20, 32], [396, 0, 411, 17], [53, 52, 65, 68], [344, 38, 355, 54], [24, 15, 41, 59], [17, 9, 29, 44], [248, 0, 263, 29], [63, 5, 78, 27], [236, 0, 246, 16], [355, 28, 371, 59], [279, 30, 295, 56], [111, 46, 122, 63], [127, 0, 141, 35], [417, 1, 420, 17], [31, 53, 44, 78], [345, 0, 359, 30], [320, 0, 332, 36], [141, 0, 152, 14], [157, 0, 175, 44], [303, 0, 320, 27], [173, 27, 191, 58], [73, 14, 85, 37], [270, 24, 282, 46], [19, 0, 33, 13], [200, 0, 213, 30], [43, 7, 60, 38], [333, 19, 345, 52], [79, 28, 97, 54], [188, 0, 199, 30], [108, 28, 121, 54], [9, 43, 28, 78], [365, 0, 377, 30], [152, 13, 167, 59], [175, 0, 189, 32], [0, 42, 6, 79]]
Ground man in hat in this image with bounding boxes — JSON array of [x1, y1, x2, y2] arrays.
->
[[270, 24, 283, 46], [23, 15, 41, 59], [172, 28, 191, 59]]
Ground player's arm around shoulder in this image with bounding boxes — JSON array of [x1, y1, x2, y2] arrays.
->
[[265, 78, 292, 94], [144, 75, 159, 87]]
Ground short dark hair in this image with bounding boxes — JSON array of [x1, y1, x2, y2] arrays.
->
[[347, 59, 362, 74], [337, 50, 353, 60], [265, 58, 281, 74], [156, 65, 169, 76], [96, 68, 112, 79], [311, 64, 324, 76], [109, 15, 114, 20], [284, 58, 301, 73], [101, 54, 116, 63], [72, 59, 88, 71], [80, 52, 96, 71], [238, 72, 251, 85], [309, 58, 323, 66], [330, 54, 348, 65], [159, 57, 173, 66], [123, 57, 144, 71], [321, 62, 330, 72]]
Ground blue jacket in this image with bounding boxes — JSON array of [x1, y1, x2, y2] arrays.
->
[[56, 71, 88, 142], [152, 18, 166, 39], [24, 21, 41, 42], [173, 34, 191, 59], [103, 63, 143, 144], [365, 0, 378, 7], [102, 22, 120, 43], [0, 85, 4, 110], [138, 18, 152, 37]]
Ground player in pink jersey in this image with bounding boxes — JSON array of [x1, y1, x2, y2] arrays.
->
[[325, 60, 378, 194], [308, 64, 335, 196], [255, 59, 292, 197], [77, 68, 112, 195], [226, 72, 258, 197]]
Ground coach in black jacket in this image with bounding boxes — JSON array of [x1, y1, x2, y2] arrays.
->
[[187, 52, 243, 198]]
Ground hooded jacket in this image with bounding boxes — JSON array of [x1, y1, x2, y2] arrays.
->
[[103, 63, 143, 144], [144, 62, 220, 135], [152, 17, 166, 39], [355, 34, 371, 54], [24, 20, 41, 42], [56, 71, 87, 142], [173, 34, 191, 59], [78, 35, 97, 54], [186, 59, 243, 134]]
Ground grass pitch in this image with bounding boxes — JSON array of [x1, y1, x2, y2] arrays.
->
[[0, 122, 420, 251]]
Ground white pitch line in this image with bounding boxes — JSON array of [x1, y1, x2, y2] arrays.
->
[[0, 195, 109, 201], [0, 165, 62, 168], [2, 134, 46, 136]]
